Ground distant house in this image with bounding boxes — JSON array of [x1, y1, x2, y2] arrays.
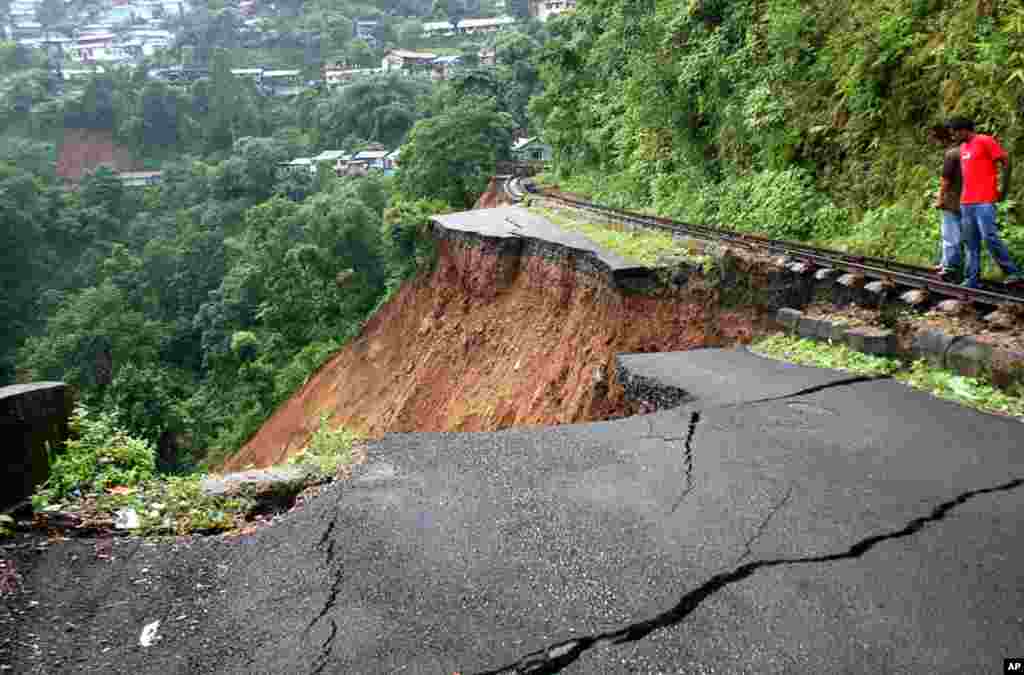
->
[[62, 65, 107, 83], [478, 46, 497, 67], [261, 69, 304, 96], [278, 157, 316, 176], [231, 68, 264, 84], [431, 55, 461, 81], [11, 21, 42, 40], [68, 32, 140, 64], [422, 16, 516, 38], [312, 150, 348, 175], [511, 137, 553, 162], [354, 19, 379, 46], [117, 171, 163, 188], [530, 0, 577, 20], [381, 49, 436, 73], [354, 149, 389, 170], [323, 66, 381, 87], [383, 148, 401, 175]]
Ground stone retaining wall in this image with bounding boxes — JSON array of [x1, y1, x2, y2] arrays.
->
[[776, 308, 1024, 387], [0, 383, 73, 509]]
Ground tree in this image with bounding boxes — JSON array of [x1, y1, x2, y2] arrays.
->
[[398, 97, 514, 207], [396, 19, 424, 47], [460, 42, 480, 68], [313, 75, 428, 149], [346, 39, 376, 68]]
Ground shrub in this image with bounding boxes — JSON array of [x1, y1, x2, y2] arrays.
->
[[34, 405, 156, 507], [713, 168, 846, 241], [828, 201, 938, 266], [288, 413, 359, 478]]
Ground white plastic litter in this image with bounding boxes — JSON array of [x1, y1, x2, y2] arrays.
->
[[139, 620, 161, 647], [114, 509, 140, 530]]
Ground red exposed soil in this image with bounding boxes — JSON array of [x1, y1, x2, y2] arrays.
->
[[224, 234, 765, 470], [56, 129, 138, 181]]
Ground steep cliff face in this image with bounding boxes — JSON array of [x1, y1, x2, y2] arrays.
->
[[223, 226, 766, 470]]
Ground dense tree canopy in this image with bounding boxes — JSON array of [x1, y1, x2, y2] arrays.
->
[[399, 96, 514, 207]]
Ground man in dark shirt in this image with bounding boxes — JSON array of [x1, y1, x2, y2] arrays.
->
[[932, 125, 963, 282], [945, 117, 1021, 288]]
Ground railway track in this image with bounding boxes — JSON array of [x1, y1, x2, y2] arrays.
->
[[505, 177, 1024, 310]]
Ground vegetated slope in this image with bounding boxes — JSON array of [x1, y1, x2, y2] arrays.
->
[[56, 129, 137, 181], [530, 0, 1024, 266], [223, 227, 761, 470]]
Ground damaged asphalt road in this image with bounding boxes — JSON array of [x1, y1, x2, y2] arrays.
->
[[3, 348, 1024, 674]]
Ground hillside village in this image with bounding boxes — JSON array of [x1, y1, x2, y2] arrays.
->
[[3, 0, 576, 75]]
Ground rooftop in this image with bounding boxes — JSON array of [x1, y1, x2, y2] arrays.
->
[[385, 49, 437, 60], [312, 150, 349, 162]]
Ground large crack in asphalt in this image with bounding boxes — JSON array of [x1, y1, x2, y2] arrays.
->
[[475, 477, 1024, 674], [719, 373, 887, 410], [305, 509, 343, 674], [668, 411, 700, 514]]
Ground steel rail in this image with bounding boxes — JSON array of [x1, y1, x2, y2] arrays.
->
[[537, 189, 1024, 309]]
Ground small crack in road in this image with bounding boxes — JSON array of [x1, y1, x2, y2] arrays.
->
[[736, 483, 794, 564], [474, 477, 1024, 675]]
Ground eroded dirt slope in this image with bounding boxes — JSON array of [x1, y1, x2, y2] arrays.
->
[[56, 129, 138, 181], [224, 234, 762, 470]]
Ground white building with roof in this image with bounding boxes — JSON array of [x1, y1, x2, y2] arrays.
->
[[422, 15, 516, 37], [323, 67, 381, 86], [532, 0, 577, 20], [262, 69, 305, 96], [278, 157, 316, 176], [312, 150, 348, 164], [381, 49, 436, 73], [511, 137, 553, 162], [354, 149, 389, 170]]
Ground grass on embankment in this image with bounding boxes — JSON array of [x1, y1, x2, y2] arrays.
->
[[529, 205, 716, 270], [752, 334, 1024, 419]]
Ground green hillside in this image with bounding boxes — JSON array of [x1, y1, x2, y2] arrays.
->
[[532, 0, 1024, 268]]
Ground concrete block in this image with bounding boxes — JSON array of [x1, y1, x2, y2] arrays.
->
[[910, 329, 958, 367], [844, 327, 897, 356], [945, 337, 994, 379], [864, 280, 894, 296], [837, 273, 865, 289], [935, 299, 971, 316], [0, 383, 73, 509], [900, 289, 929, 306], [776, 308, 803, 333], [787, 261, 812, 275], [827, 322, 850, 342], [815, 318, 839, 340], [797, 316, 823, 339]]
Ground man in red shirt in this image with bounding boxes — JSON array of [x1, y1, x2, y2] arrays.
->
[[945, 117, 1021, 288]]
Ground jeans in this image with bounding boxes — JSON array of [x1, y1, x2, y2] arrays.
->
[[939, 209, 962, 271], [961, 202, 1021, 287]]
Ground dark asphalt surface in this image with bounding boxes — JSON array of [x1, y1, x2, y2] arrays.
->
[[3, 349, 1023, 674], [431, 206, 646, 274]]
